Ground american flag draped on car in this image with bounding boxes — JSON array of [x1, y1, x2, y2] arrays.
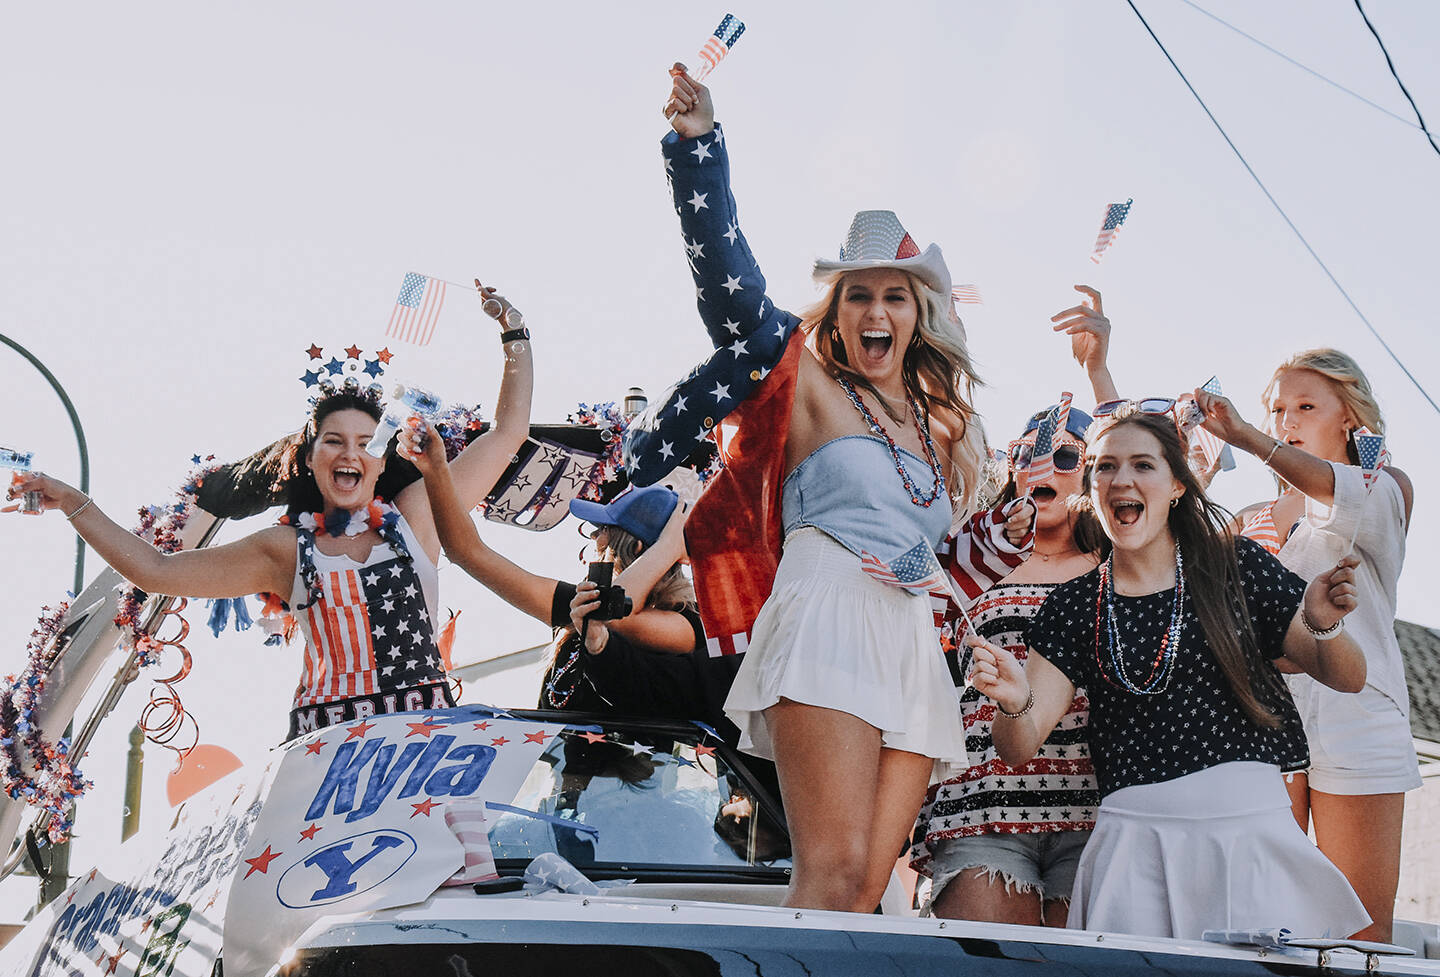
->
[[1089, 199, 1132, 264], [387, 272, 447, 346], [693, 13, 745, 81]]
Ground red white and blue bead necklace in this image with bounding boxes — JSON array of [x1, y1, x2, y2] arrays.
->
[[836, 375, 946, 508], [1093, 543, 1186, 694]]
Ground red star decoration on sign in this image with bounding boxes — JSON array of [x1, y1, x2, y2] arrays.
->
[[304, 740, 326, 756], [472, 721, 490, 731], [345, 720, 376, 741], [410, 797, 440, 818], [98, 949, 126, 975], [490, 736, 509, 747], [695, 744, 716, 757], [581, 731, 607, 745], [406, 718, 446, 738], [299, 823, 322, 842], [306, 343, 324, 360], [344, 344, 363, 360], [524, 731, 549, 744], [376, 347, 394, 364], [243, 845, 283, 879], [88, 869, 98, 882]]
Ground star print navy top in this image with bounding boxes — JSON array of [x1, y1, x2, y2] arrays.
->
[[287, 513, 448, 713], [1027, 536, 1310, 797]]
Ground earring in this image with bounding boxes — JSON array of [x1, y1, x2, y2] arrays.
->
[[1170, 498, 1179, 508]]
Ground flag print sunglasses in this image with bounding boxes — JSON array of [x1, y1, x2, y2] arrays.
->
[[1007, 439, 1084, 473]]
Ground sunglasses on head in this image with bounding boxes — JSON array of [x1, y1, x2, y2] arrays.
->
[[1008, 440, 1084, 473], [1094, 397, 1204, 439]]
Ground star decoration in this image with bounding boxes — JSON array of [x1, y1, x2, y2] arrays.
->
[[687, 190, 708, 212], [673, 394, 688, 414], [343, 344, 362, 360], [690, 140, 713, 163], [324, 357, 345, 376], [299, 823, 322, 842], [658, 442, 674, 460], [524, 730, 549, 744], [306, 343, 324, 360], [473, 721, 491, 731], [410, 797, 440, 818], [723, 222, 739, 245], [345, 720, 376, 741], [491, 736, 510, 747], [629, 742, 654, 756], [363, 358, 384, 378], [304, 740, 326, 756], [376, 347, 394, 364], [581, 731, 607, 744], [301, 370, 321, 388], [243, 845, 283, 879], [695, 744, 716, 757], [98, 949, 126, 975], [722, 275, 743, 294], [710, 382, 730, 402], [728, 339, 748, 356], [720, 319, 741, 335]]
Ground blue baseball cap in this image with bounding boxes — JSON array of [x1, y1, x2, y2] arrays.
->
[[1022, 404, 1094, 442], [569, 485, 679, 547]]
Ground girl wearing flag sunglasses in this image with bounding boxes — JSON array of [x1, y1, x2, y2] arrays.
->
[[966, 405, 1371, 940], [1192, 349, 1417, 943], [912, 405, 1105, 927]]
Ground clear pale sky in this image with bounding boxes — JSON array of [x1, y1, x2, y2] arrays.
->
[[1, 1, 1436, 904]]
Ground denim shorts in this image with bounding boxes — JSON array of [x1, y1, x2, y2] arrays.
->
[[927, 830, 1092, 907]]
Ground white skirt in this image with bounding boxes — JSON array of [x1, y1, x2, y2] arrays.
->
[[1069, 761, 1370, 940], [723, 528, 967, 783]]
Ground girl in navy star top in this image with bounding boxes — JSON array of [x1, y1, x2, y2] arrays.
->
[[966, 405, 1371, 940]]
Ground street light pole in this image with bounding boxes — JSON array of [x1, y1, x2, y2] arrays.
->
[[0, 333, 90, 907]]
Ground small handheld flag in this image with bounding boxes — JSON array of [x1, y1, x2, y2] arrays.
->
[[693, 13, 746, 81], [1346, 427, 1391, 551], [1016, 393, 1072, 495], [1089, 199, 1133, 265], [387, 272, 447, 346], [951, 284, 984, 306], [1185, 376, 1237, 476]]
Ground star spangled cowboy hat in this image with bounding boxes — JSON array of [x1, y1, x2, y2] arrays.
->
[[812, 210, 952, 295]]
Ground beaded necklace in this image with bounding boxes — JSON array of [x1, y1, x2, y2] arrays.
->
[[1093, 543, 1186, 695], [835, 375, 946, 507]]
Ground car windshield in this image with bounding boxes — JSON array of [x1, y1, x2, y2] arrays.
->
[[486, 716, 791, 877]]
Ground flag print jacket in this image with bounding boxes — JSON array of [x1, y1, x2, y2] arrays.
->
[[624, 125, 1032, 657]]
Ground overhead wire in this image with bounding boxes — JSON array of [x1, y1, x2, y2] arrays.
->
[[1173, 0, 1420, 132], [1351, 0, 1440, 162], [1125, 0, 1440, 418]]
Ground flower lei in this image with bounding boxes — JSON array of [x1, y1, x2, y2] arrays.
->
[[1, 455, 222, 842]]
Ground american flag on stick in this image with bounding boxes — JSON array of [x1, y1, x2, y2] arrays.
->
[[1354, 427, 1390, 492], [1089, 198, 1133, 264], [692, 13, 746, 81], [1016, 392, 1072, 495], [387, 272, 447, 346], [951, 284, 984, 305], [1185, 376, 1236, 475]]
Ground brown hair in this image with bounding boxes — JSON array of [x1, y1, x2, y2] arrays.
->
[[801, 271, 986, 513], [1083, 408, 1287, 728]]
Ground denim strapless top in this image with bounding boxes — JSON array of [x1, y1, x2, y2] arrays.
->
[[781, 436, 952, 561]]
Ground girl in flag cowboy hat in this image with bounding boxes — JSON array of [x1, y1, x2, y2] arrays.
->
[[7, 282, 533, 742], [624, 66, 1034, 913], [968, 404, 1370, 939], [1192, 349, 1416, 943]]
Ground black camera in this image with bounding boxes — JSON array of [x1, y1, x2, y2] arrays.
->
[[586, 561, 633, 621]]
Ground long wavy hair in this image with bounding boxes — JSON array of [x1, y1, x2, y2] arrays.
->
[[1082, 407, 1287, 728], [1261, 348, 1382, 466], [802, 270, 986, 514]]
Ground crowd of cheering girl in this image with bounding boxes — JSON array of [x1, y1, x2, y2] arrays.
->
[[5, 64, 1421, 944]]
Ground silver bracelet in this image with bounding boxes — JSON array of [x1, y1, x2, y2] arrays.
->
[[1301, 610, 1345, 641], [65, 496, 94, 521], [996, 689, 1036, 718], [1262, 439, 1282, 466]]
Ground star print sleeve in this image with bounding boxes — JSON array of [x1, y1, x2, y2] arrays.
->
[[623, 125, 802, 485], [1235, 536, 1306, 657]]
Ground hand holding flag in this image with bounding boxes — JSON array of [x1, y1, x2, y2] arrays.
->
[[666, 15, 745, 124]]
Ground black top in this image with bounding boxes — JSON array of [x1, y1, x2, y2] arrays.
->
[[1028, 536, 1310, 797], [541, 583, 742, 746]]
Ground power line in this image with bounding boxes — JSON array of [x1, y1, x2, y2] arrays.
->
[[1125, 0, 1440, 418], [1174, 0, 1420, 132], [1352, 0, 1440, 161]]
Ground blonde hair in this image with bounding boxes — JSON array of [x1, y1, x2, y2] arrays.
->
[[1262, 348, 1382, 465], [802, 270, 986, 514], [608, 526, 696, 613]]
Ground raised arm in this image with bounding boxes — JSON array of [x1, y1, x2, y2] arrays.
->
[[8, 472, 292, 599], [1193, 388, 1337, 505], [1050, 285, 1120, 404], [397, 281, 534, 554], [400, 420, 554, 624]]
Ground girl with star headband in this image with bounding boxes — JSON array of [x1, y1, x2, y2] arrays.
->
[[8, 280, 533, 741]]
